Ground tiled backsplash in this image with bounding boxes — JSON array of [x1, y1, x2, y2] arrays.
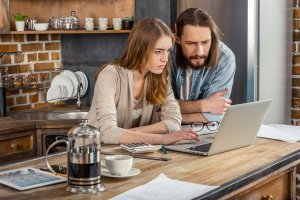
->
[[0, 34, 61, 113]]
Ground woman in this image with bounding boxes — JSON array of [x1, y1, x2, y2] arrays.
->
[[87, 18, 198, 144]]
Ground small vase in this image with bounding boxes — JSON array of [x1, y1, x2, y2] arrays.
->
[[15, 21, 25, 31], [122, 20, 134, 30]]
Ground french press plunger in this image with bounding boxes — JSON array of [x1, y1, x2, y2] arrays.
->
[[45, 119, 105, 193]]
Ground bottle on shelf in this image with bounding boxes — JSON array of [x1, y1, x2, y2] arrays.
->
[[70, 11, 80, 30]]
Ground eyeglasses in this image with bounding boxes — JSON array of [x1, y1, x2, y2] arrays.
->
[[190, 121, 219, 132]]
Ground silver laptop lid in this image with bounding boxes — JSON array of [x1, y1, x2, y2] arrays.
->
[[207, 99, 272, 156], [165, 100, 272, 156]]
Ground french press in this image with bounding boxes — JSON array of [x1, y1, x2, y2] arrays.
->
[[45, 119, 105, 193]]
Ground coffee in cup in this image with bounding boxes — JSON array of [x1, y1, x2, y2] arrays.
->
[[105, 155, 133, 176]]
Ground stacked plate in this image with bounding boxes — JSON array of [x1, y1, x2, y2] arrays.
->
[[75, 71, 88, 97], [46, 70, 88, 103]]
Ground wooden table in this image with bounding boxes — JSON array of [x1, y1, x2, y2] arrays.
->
[[0, 138, 300, 200]]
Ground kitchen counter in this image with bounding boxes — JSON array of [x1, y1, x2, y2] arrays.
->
[[0, 138, 299, 199], [0, 105, 90, 163], [0, 119, 36, 135]]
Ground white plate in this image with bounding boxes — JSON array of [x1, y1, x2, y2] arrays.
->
[[61, 70, 79, 98], [76, 71, 88, 96], [74, 72, 85, 97], [51, 74, 73, 99], [46, 85, 61, 103], [78, 71, 88, 95], [101, 168, 141, 178]]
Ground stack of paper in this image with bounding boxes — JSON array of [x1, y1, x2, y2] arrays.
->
[[258, 124, 300, 143], [112, 173, 218, 200]]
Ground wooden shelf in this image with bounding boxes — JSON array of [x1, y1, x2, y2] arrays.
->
[[10, 29, 131, 35]]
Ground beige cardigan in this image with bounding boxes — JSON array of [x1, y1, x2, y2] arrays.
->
[[87, 65, 182, 144]]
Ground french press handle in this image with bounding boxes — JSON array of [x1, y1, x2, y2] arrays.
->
[[45, 140, 68, 175]]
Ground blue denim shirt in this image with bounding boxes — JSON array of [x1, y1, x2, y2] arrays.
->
[[171, 42, 236, 122]]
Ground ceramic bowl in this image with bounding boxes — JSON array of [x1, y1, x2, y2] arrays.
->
[[34, 23, 49, 31]]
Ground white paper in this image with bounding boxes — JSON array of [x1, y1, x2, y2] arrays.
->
[[112, 173, 218, 200], [257, 124, 300, 143]]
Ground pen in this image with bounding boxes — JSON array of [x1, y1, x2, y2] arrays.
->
[[161, 144, 168, 154], [132, 154, 171, 161]]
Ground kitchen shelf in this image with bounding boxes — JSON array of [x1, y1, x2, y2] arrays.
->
[[10, 29, 131, 35]]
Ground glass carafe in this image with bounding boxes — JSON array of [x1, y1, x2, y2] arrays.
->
[[45, 119, 105, 193]]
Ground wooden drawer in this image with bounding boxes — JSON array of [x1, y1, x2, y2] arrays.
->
[[0, 130, 37, 164], [230, 168, 295, 200]]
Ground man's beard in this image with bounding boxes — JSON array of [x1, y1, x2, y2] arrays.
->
[[186, 55, 208, 69]]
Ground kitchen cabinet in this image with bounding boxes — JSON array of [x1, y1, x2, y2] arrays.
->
[[0, 0, 9, 33], [35, 120, 79, 156], [228, 167, 295, 199], [8, 0, 134, 34], [36, 127, 69, 156], [0, 120, 36, 164]]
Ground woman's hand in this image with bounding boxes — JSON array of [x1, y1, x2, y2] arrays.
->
[[162, 129, 199, 145]]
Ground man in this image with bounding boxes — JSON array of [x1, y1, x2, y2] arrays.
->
[[171, 8, 236, 123]]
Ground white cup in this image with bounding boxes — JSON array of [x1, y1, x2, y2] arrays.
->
[[98, 18, 108, 30], [105, 155, 133, 176], [112, 18, 122, 30], [85, 18, 94, 31]]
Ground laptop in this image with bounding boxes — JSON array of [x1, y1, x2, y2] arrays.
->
[[165, 99, 272, 156]]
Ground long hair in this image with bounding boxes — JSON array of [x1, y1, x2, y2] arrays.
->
[[96, 18, 174, 105], [175, 8, 222, 69]]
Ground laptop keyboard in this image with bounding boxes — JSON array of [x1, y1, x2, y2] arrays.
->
[[187, 143, 212, 153]]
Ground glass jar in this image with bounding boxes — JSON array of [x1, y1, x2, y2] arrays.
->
[[70, 11, 80, 29], [13, 76, 22, 88]]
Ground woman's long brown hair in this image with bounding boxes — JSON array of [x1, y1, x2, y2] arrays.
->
[[96, 18, 174, 105]]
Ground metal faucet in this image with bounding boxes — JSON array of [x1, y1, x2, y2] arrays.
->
[[76, 83, 83, 110]]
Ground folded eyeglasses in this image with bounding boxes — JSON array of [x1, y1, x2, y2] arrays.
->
[[190, 121, 219, 131]]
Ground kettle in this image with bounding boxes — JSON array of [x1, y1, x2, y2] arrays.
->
[[26, 17, 37, 30], [45, 119, 105, 193]]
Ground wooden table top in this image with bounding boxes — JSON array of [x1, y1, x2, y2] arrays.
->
[[0, 138, 300, 200]]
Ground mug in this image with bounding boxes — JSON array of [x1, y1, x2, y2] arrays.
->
[[112, 18, 122, 30], [85, 18, 94, 31], [98, 18, 108, 30], [105, 155, 133, 176]]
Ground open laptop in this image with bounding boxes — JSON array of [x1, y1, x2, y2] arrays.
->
[[165, 99, 272, 156]]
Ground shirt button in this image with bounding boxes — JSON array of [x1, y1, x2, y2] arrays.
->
[[194, 78, 197, 80], [192, 92, 195, 95]]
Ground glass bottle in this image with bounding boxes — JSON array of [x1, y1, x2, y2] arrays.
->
[[70, 11, 80, 29]]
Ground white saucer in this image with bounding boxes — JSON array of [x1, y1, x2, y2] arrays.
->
[[101, 168, 141, 178]]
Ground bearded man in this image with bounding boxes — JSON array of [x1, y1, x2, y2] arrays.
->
[[172, 8, 236, 123]]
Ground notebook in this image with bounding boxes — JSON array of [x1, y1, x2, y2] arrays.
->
[[165, 99, 272, 156]]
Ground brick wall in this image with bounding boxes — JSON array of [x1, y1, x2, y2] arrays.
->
[[294, 0, 300, 125], [0, 34, 61, 113]]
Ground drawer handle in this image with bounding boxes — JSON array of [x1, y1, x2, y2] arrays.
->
[[261, 195, 274, 200], [10, 143, 18, 151]]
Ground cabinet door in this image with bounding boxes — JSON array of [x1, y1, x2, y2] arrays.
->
[[0, 129, 37, 164], [232, 168, 296, 200], [0, 0, 9, 33]]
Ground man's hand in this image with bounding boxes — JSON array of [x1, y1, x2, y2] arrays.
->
[[204, 88, 232, 115]]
